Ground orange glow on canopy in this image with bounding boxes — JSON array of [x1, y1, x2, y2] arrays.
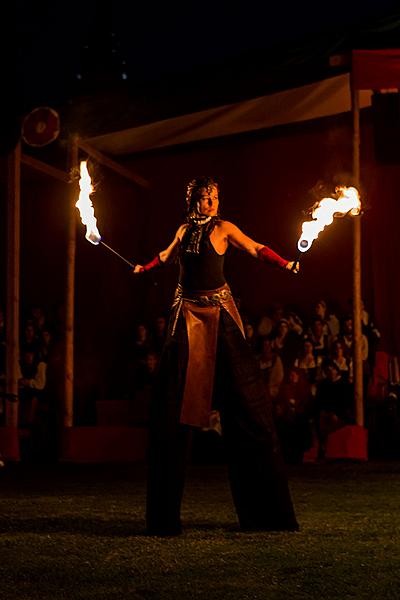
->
[[75, 160, 101, 245], [297, 186, 361, 253]]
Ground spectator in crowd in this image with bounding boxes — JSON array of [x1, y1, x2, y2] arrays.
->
[[314, 360, 354, 459], [336, 315, 368, 362], [313, 299, 340, 339], [305, 317, 330, 361], [270, 318, 302, 370], [132, 322, 152, 373], [21, 322, 40, 355], [329, 339, 353, 382], [18, 349, 47, 429], [295, 339, 319, 381], [30, 305, 47, 335], [244, 319, 258, 352], [39, 328, 53, 363], [346, 298, 380, 365], [358, 300, 381, 372], [256, 303, 285, 338], [257, 336, 284, 400], [274, 367, 314, 464], [286, 310, 304, 336], [336, 314, 370, 392], [151, 315, 167, 355]]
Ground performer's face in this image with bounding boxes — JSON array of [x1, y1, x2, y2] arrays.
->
[[197, 186, 219, 217]]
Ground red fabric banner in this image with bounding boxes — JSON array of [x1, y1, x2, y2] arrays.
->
[[352, 49, 400, 90]]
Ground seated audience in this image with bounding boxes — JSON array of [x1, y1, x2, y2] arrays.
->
[[294, 338, 323, 389], [274, 367, 314, 464], [329, 339, 353, 383], [270, 318, 302, 370], [313, 299, 340, 339], [17, 350, 47, 428], [304, 317, 330, 361], [257, 336, 284, 400], [314, 360, 354, 459]]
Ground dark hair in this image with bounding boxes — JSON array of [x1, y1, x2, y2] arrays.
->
[[185, 176, 219, 216]]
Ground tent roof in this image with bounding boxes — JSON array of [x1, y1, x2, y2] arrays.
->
[[85, 74, 372, 157]]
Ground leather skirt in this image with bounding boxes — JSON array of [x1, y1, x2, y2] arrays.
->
[[170, 283, 244, 427]]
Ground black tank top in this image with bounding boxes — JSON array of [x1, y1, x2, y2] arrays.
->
[[179, 224, 226, 291]]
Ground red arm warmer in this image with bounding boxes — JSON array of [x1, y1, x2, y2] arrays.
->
[[257, 245, 288, 269], [139, 255, 162, 272]]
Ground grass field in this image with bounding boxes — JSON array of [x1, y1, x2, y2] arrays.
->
[[1, 460, 400, 599]]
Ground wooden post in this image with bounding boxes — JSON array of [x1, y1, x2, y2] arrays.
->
[[5, 142, 21, 459], [350, 75, 364, 427], [64, 137, 79, 427]]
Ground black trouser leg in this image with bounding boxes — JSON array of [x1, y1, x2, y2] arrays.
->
[[146, 325, 191, 535], [217, 310, 299, 531], [146, 420, 191, 535]]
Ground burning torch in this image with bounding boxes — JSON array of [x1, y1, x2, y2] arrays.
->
[[292, 185, 361, 270], [75, 160, 136, 269]]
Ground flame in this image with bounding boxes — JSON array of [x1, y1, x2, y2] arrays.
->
[[75, 160, 101, 245], [297, 186, 361, 253]]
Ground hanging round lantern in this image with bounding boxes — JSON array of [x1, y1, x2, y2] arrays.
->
[[21, 106, 60, 147]]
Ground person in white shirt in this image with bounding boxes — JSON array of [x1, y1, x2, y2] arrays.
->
[[18, 350, 47, 427]]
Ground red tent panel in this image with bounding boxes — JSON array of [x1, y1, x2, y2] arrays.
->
[[352, 49, 400, 90]]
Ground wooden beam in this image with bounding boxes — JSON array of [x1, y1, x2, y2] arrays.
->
[[5, 142, 21, 458], [64, 137, 79, 428], [78, 139, 150, 188], [21, 153, 70, 183], [351, 74, 364, 428]]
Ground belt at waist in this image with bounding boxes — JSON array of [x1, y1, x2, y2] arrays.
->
[[179, 283, 232, 305]]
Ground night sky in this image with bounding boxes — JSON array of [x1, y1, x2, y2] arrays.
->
[[13, 1, 400, 122]]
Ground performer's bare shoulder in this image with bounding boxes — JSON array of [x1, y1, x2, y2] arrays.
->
[[158, 223, 188, 264], [176, 223, 189, 241], [214, 219, 263, 257]]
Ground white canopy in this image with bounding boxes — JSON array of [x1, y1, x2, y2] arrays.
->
[[86, 74, 372, 156]]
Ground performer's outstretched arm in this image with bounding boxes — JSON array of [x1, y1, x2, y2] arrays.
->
[[133, 224, 188, 274], [225, 221, 299, 273]]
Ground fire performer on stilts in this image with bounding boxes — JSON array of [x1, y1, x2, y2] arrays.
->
[[133, 176, 299, 536]]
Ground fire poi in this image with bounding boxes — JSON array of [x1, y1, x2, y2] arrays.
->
[[293, 186, 361, 269], [75, 160, 136, 269]]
